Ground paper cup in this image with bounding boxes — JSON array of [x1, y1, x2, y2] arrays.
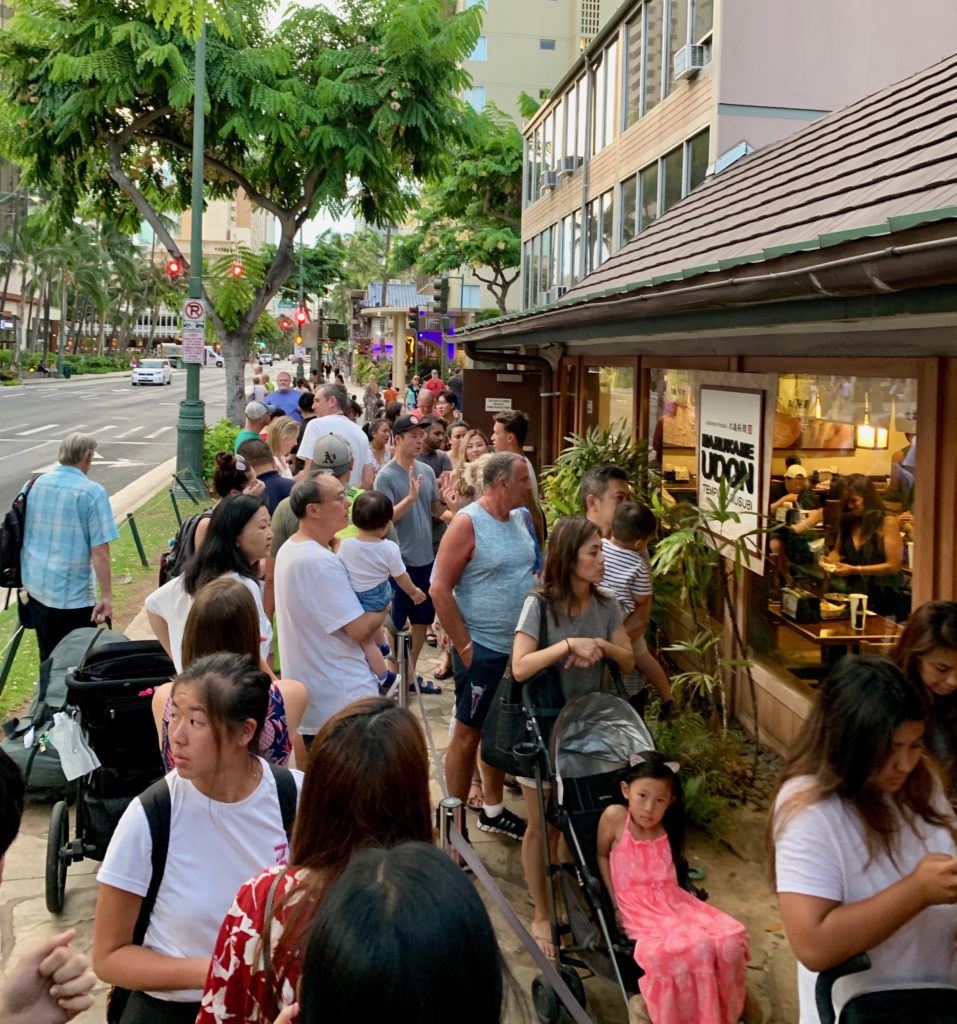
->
[[849, 593, 868, 630], [906, 541, 914, 567]]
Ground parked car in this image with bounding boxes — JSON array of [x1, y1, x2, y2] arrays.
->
[[132, 358, 173, 386], [260, 352, 274, 365]]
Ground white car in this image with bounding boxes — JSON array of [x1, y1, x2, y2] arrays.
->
[[132, 358, 173, 386]]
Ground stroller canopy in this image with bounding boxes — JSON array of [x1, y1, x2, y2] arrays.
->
[[550, 692, 654, 780]]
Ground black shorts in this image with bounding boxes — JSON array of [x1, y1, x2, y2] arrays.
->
[[390, 561, 435, 629], [452, 641, 510, 729]]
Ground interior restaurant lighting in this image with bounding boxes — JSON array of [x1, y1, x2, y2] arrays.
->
[[855, 393, 888, 450]]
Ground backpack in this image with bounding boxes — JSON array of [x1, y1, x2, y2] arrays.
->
[[0, 475, 39, 591], [105, 763, 298, 1023], [157, 510, 212, 587]]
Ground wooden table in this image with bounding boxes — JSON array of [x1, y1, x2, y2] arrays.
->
[[768, 602, 903, 665]]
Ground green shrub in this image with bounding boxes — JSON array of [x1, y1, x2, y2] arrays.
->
[[204, 418, 240, 482]]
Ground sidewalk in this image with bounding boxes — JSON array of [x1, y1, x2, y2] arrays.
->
[[13, 370, 132, 386]]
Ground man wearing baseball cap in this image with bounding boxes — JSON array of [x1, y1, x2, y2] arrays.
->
[[374, 413, 452, 693], [234, 400, 273, 450]]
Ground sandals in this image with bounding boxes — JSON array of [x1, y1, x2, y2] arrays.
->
[[409, 676, 442, 695], [433, 664, 453, 680], [426, 631, 438, 647], [467, 778, 484, 812]]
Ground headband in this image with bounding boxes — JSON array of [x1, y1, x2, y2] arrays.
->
[[629, 752, 679, 774]]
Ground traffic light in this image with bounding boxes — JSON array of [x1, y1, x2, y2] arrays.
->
[[295, 308, 308, 326], [229, 261, 245, 278], [165, 257, 182, 278], [406, 307, 418, 333], [432, 277, 449, 314], [278, 316, 292, 332]]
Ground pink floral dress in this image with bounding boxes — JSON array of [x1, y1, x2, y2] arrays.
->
[[610, 829, 749, 1024]]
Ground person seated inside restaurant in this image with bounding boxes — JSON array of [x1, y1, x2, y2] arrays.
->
[[823, 473, 905, 618], [768, 464, 823, 584]]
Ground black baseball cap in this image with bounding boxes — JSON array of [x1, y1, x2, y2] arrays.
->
[[392, 413, 425, 436]]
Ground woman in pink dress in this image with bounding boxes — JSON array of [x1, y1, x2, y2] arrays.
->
[[597, 751, 750, 1024]]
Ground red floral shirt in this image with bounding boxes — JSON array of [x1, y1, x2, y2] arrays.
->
[[198, 865, 311, 1024]]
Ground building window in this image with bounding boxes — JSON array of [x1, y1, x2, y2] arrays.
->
[[563, 87, 577, 169], [575, 76, 587, 163], [600, 188, 615, 264], [620, 173, 637, 245], [644, 0, 664, 113], [463, 85, 486, 111], [624, 8, 643, 128], [542, 112, 555, 177], [554, 100, 564, 170], [461, 284, 481, 308], [586, 199, 600, 274], [667, 0, 689, 95], [561, 214, 574, 287], [591, 54, 606, 157], [694, 0, 714, 42], [639, 161, 659, 231], [687, 127, 709, 191], [469, 35, 487, 61], [572, 208, 583, 283], [661, 144, 683, 214], [603, 40, 618, 151], [522, 241, 532, 308], [540, 38, 556, 50]]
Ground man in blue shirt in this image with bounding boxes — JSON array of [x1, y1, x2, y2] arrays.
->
[[266, 371, 302, 420], [21, 433, 119, 662]]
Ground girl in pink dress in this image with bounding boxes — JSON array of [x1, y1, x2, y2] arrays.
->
[[597, 751, 750, 1024]]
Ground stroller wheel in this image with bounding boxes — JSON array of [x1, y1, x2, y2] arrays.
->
[[531, 975, 560, 1024], [559, 965, 586, 1009], [45, 800, 69, 915]]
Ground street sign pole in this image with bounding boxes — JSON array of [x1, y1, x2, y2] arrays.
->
[[176, 22, 207, 487]]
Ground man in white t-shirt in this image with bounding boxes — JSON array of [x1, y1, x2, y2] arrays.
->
[[274, 473, 387, 740], [298, 384, 375, 489]]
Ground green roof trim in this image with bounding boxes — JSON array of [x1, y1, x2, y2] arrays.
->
[[888, 205, 957, 231], [818, 222, 890, 248], [716, 252, 765, 270], [762, 238, 822, 260], [681, 262, 721, 278], [650, 270, 686, 285]]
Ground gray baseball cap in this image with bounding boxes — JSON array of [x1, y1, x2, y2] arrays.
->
[[245, 400, 270, 420], [312, 433, 353, 477]]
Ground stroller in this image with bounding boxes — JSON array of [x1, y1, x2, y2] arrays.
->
[[45, 630, 174, 913], [516, 681, 659, 1023]]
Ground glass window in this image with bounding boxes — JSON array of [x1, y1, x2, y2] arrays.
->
[[463, 85, 486, 111], [586, 199, 600, 274], [624, 8, 643, 128], [523, 136, 532, 206], [639, 161, 659, 231], [575, 77, 587, 162], [470, 35, 488, 61], [542, 113, 554, 177], [603, 40, 618, 150], [694, 0, 713, 41], [620, 174, 637, 244], [561, 215, 574, 287], [688, 127, 709, 191], [539, 229, 551, 296], [522, 241, 533, 308], [554, 101, 564, 169], [644, 0, 664, 113], [667, 0, 689, 95], [600, 189, 615, 263], [461, 284, 480, 308], [540, 38, 556, 50], [527, 239, 539, 306], [572, 208, 582, 283], [662, 144, 683, 213], [584, 365, 636, 436], [564, 87, 577, 168], [592, 56, 606, 156], [532, 125, 541, 201]]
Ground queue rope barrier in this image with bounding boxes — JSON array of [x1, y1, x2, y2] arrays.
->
[[391, 629, 594, 1024]]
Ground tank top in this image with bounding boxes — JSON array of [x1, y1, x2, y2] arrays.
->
[[454, 502, 536, 655]]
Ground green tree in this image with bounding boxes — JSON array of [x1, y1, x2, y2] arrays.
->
[[0, 0, 481, 419], [391, 105, 522, 314]]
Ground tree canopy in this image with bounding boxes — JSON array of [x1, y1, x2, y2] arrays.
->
[[390, 104, 522, 314], [0, 0, 482, 417]]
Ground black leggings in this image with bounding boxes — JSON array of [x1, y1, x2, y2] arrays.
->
[[119, 992, 201, 1024]]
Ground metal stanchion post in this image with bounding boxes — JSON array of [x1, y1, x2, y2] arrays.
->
[[438, 796, 465, 865], [395, 628, 410, 709]]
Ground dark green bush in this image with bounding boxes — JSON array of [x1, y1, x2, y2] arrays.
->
[[204, 418, 240, 482]]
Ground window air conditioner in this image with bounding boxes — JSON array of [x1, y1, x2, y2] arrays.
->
[[540, 170, 559, 191], [557, 156, 581, 177], [673, 44, 706, 81], [547, 286, 567, 302], [536, 291, 550, 306]]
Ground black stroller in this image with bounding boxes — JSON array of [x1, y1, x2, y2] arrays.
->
[[516, 685, 658, 1023], [45, 632, 174, 913]]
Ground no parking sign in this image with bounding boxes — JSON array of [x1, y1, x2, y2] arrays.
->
[[182, 298, 206, 363]]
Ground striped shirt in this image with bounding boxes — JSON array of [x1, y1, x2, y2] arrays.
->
[[600, 539, 652, 615], [21, 464, 118, 609]]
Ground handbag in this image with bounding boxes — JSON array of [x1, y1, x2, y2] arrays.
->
[[481, 594, 564, 776]]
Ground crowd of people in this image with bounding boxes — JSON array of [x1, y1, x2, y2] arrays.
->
[[7, 361, 957, 1024]]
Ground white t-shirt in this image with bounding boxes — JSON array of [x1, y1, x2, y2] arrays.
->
[[144, 573, 272, 672], [337, 536, 406, 592], [274, 537, 378, 734], [299, 414, 374, 488], [97, 759, 303, 1002], [774, 775, 957, 1023]]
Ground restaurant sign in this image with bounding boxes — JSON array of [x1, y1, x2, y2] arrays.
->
[[697, 385, 765, 560]]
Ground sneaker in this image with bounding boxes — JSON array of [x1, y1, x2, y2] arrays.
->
[[477, 806, 526, 841], [377, 671, 397, 696], [378, 640, 393, 659]]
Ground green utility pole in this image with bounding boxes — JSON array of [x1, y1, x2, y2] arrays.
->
[[176, 23, 206, 486]]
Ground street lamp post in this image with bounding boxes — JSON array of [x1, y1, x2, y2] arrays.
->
[[176, 23, 206, 487]]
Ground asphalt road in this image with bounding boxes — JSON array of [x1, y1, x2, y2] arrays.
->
[[0, 367, 233, 508]]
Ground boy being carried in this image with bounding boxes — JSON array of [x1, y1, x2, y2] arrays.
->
[[601, 502, 674, 716]]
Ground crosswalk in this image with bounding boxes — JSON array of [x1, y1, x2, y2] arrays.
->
[[0, 422, 178, 446]]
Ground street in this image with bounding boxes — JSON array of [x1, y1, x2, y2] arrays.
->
[[0, 367, 232, 507]]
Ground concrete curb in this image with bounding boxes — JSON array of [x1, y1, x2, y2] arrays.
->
[[109, 456, 179, 523], [12, 370, 132, 386]]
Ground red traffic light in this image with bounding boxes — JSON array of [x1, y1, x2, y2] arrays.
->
[[166, 258, 182, 277], [230, 261, 245, 278], [294, 309, 308, 325], [278, 316, 292, 331]]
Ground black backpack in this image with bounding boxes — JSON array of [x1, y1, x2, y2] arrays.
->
[[0, 475, 39, 591], [157, 510, 212, 587]]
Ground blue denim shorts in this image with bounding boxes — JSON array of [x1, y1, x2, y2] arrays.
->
[[452, 641, 510, 729], [355, 580, 393, 613]]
